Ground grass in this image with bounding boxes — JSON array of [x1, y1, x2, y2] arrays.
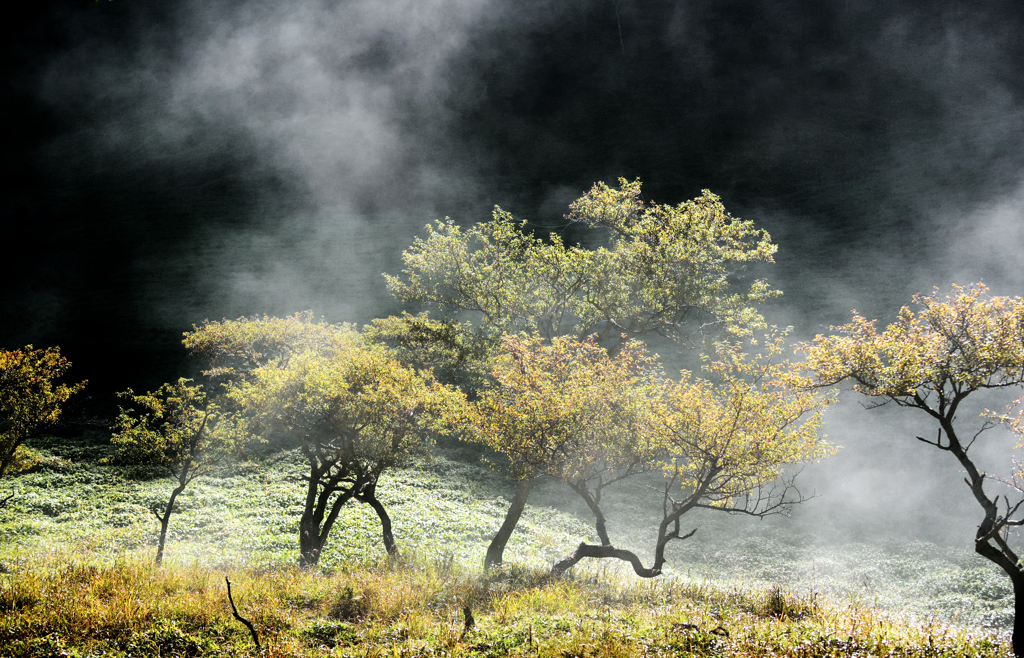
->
[[525, 472, 1017, 632], [0, 555, 1009, 657], [0, 434, 593, 572], [0, 431, 1015, 656]]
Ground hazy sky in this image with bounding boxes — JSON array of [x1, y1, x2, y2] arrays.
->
[[6, 0, 1024, 378], [4, 0, 1024, 542]]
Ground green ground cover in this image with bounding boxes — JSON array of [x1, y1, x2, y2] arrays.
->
[[0, 431, 1014, 656]]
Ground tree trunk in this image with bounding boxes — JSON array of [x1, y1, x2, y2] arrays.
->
[[299, 467, 325, 567], [361, 486, 399, 556], [154, 480, 187, 566], [549, 510, 697, 579], [298, 524, 325, 567], [485, 477, 533, 569], [299, 487, 358, 567], [298, 460, 360, 568], [974, 527, 1024, 657], [551, 542, 662, 578], [567, 481, 611, 546], [951, 424, 1024, 658]]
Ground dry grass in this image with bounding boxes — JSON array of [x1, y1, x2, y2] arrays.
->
[[0, 550, 1010, 657]]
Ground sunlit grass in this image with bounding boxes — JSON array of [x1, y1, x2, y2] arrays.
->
[[0, 432, 1015, 656], [0, 435, 594, 573], [0, 553, 1010, 657]]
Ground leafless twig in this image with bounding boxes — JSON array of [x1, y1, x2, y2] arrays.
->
[[226, 576, 261, 651]]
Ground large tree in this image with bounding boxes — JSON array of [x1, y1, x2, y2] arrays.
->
[[385, 178, 781, 567], [0, 346, 86, 510], [186, 315, 461, 566], [799, 284, 1024, 657], [455, 334, 660, 568], [547, 334, 833, 577]]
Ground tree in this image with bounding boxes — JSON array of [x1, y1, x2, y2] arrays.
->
[[0, 346, 86, 510], [182, 311, 348, 381], [111, 379, 229, 565], [550, 334, 833, 577], [385, 178, 778, 357], [364, 313, 493, 394], [799, 284, 1024, 657], [186, 315, 461, 566], [385, 178, 781, 567], [455, 334, 660, 568]]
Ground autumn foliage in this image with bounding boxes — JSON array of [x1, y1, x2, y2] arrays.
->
[[461, 335, 659, 484], [186, 315, 462, 566], [385, 178, 779, 356], [0, 346, 85, 488], [386, 179, 822, 571]]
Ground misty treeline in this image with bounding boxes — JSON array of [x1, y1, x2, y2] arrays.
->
[[100, 178, 837, 574], [6, 180, 1024, 652]]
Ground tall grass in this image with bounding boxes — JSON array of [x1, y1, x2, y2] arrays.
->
[[0, 552, 1010, 657]]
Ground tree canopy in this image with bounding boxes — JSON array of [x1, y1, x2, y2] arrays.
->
[[801, 284, 1024, 401], [385, 178, 779, 358], [183, 311, 351, 383], [462, 334, 659, 483]]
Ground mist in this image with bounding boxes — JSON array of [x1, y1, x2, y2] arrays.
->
[[5, 0, 1024, 587]]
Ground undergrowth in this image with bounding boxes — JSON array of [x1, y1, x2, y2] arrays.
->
[[0, 554, 1010, 657], [0, 432, 1014, 656], [0, 433, 593, 572]]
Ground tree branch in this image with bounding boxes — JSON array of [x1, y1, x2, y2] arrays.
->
[[225, 576, 261, 652], [965, 419, 997, 453], [551, 526, 699, 579], [915, 429, 947, 450], [551, 542, 661, 578]]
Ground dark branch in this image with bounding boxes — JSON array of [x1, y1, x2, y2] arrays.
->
[[551, 542, 663, 578], [225, 576, 262, 651], [965, 420, 997, 453], [665, 526, 699, 544], [461, 604, 475, 640], [916, 429, 948, 450], [861, 398, 891, 410], [551, 528, 698, 579]]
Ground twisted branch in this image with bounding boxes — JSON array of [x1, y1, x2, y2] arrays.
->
[[225, 576, 261, 651]]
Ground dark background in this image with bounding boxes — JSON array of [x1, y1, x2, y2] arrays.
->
[[4, 0, 1024, 539]]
